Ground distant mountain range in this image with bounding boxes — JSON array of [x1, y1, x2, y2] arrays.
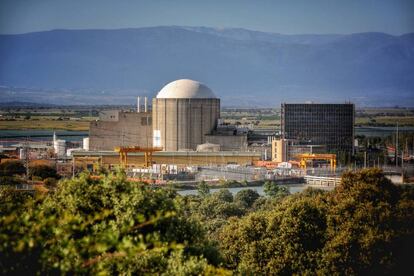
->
[[0, 26, 413, 106]]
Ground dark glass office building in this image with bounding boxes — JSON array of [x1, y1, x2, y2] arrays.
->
[[281, 103, 354, 153]]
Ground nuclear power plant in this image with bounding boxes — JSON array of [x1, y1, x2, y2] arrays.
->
[[78, 79, 259, 172], [1, 78, 361, 185], [72, 78, 356, 183], [88, 79, 243, 153]]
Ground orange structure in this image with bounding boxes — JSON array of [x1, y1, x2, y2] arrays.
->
[[296, 153, 337, 170], [254, 160, 278, 169], [114, 146, 163, 167]]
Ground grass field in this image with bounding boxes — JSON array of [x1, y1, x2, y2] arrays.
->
[[0, 106, 413, 131], [0, 116, 412, 131], [355, 116, 414, 126], [0, 119, 91, 131]]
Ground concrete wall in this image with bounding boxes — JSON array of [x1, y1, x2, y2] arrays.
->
[[152, 98, 220, 151], [205, 134, 247, 151], [89, 111, 152, 151]]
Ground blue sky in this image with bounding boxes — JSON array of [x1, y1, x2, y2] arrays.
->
[[0, 0, 413, 35]]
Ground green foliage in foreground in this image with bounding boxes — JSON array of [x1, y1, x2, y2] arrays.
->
[[1, 168, 413, 275], [219, 169, 414, 275], [0, 172, 227, 275]]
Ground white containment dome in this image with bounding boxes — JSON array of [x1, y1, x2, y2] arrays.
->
[[153, 79, 220, 151], [156, 79, 216, 99]]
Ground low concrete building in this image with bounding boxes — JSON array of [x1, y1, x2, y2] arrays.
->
[[205, 125, 248, 151], [205, 134, 248, 151], [89, 110, 152, 151]]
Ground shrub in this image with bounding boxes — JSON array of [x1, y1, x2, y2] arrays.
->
[[0, 176, 20, 186], [0, 160, 25, 177], [43, 177, 58, 188], [29, 165, 58, 180]]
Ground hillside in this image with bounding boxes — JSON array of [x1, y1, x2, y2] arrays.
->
[[0, 26, 413, 106]]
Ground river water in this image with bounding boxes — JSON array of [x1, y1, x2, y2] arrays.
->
[[0, 130, 88, 145], [177, 184, 334, 196], [1, 126, 411, 141]]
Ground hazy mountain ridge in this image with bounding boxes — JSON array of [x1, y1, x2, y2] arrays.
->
[[0, 26, 413, 106]]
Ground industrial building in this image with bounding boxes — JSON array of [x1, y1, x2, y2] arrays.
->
[[281, 103, 354, 154], [84, 79, 258, 170], [89, 110, 152, 151], [152, 79, 220, 151], [89, 79, 243, 154]]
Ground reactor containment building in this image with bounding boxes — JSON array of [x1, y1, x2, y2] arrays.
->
[[152, 79, 220, 151]]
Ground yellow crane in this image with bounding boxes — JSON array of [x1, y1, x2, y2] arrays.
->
[[296, 153, 337, 170], [114, 146, 163, 168]]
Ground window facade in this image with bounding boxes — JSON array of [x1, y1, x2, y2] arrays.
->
[[281, 103, 354, 153]]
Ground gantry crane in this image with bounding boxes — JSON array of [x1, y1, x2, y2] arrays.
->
[[296, 153, 337, 171], [114, 146, 163, 168]]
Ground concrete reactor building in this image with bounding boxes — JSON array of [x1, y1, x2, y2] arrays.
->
[[152, 79, 220, 151]]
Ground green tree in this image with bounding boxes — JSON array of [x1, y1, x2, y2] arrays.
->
[[29, 165, 58, 180], [234, 189, 260, 208], [213, 189, 233, 203], [219, 197, 326, 274], [0, 187, 44, 274], [197, 181, 210, 197], [320, 168, 413, 275], [263, 181, 289, 198], [0, 176, 21, 186], [0, 160, 25, 177], [43, 177, 58, 188]]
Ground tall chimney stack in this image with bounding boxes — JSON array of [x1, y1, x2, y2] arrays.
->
[[137, 97, 141, 113]]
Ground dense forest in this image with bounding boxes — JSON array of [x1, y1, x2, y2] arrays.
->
[[1, 169, 413, 275]]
